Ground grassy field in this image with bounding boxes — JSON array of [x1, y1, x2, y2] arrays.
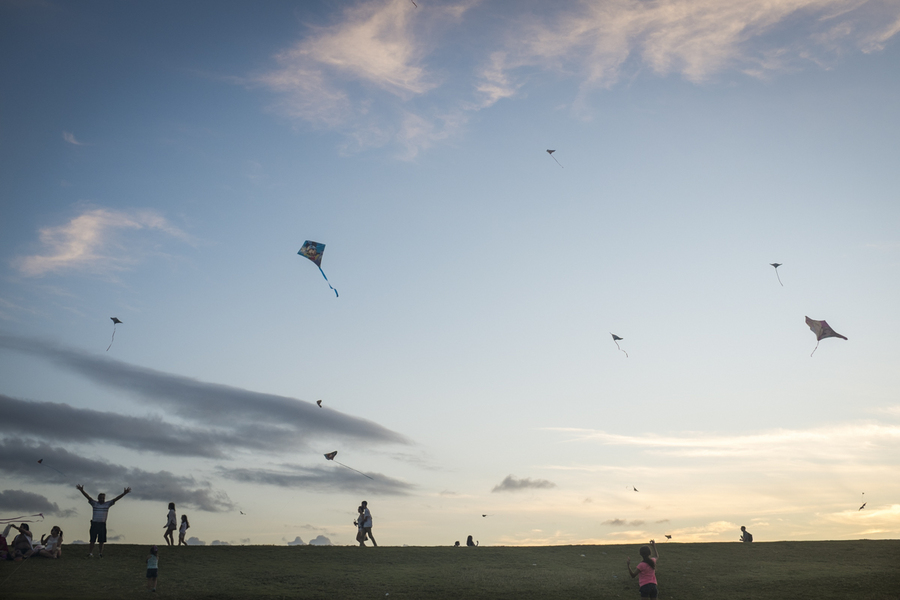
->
[[1, 540, 898, 599]]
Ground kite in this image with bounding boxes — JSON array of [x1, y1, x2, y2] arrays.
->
[[859, 492, 865, 511], [107, 317, 122, 351], [411, 0, 417, 6], [630, 486, 639, 492], [482, 514, 492, 517], [665, 535, 672, 540], [316, 400, 322, 408], [324, 451, 373, 480], [298, 241, 339, 297], [0, 513, 44, 525], [806, 316, 847, 357], [37, 458, 65, 476], [770, 263, 783, 286], [611, 333, 628, 358], [546, 149, 563, 168]]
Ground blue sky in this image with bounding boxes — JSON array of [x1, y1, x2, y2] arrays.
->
[[1, 0, 899, 547]]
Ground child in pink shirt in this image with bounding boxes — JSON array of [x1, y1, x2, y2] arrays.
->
[[626, 539, 659, 599]]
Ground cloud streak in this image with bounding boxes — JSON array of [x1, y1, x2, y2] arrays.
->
[[491, 474, 556, 493], [0, 334, 411, 448], [0, 489, 77, 517], [219, 464, 414, 496], [62, 131, 85, 146], [13, 208, 191, 277], [0, 438, 234, 512]]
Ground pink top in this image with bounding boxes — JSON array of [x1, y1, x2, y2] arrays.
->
[[636, 558, 657, 586]]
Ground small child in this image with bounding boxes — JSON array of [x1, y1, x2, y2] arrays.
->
[[146, 545, 159, 592], [626, 539, 659, 599], [178, 514, 190, 546]]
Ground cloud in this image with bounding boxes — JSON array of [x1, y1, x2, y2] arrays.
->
[[218, 464, 414, 496], [0, 334, 411, 449], [308, 535, 332, 546], [0, 438, 234, 512], [491, 474, 556, 493], [62, 131, 85, 146], [0, 394, 241, 458], [602, 518, 645, 527], [186, 536, 205, 546], [211, 540, 230, 546], [13, 207, 191, 277], [253, 1, 900, 155], [286, 536, 306, 546], [0, 489, 77, 517]]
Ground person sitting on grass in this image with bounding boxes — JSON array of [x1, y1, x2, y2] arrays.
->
[[146, 545, 159, 592], [27, 526, 63, 558], [626, 539, 659, 600], [8, 523, 33, 562], [466, 535, 478, 547], [178, 514, 190, 546]]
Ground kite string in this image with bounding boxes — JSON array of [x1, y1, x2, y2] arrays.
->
[[335, 461, 374, 480], [810, 340, 819, 357], [106, 325, 116, 352]]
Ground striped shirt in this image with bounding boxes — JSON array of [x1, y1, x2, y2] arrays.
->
[[88, 499, 116, 523]]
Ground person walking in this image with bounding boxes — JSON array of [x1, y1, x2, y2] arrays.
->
[[163, 503, 177, 546], [178, 514, 190, 546], [146, 545, 159, 592], [626, 539, 659, 599], [76, 483, 131, 557], [360, 501, 376, 547]]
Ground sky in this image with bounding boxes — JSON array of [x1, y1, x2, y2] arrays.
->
[[1, 0, 899, 548]]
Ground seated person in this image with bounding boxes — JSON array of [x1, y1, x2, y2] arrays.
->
[[466, 535, 477, 547], [28, 526, 63, 558], [8, 523, 33, 561]]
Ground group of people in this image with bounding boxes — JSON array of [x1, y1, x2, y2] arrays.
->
[[353, 500, 376, 546], [453, 535, 478, 547], [163, 502, 190, 546], [1, 523, 64, 561]]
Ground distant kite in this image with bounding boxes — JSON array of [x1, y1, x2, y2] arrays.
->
[[37, 458, 65, 476], [411, 0, 417, 6], [298, 241, 338, 297], [316, 400, 323, 408], [770, 263, 783, 286], [859, 492, 865, 511], [107, 317, 122, 351], [665, 534, 672, 540], [546, 149, 563, 168], [324, 451, 373, 480], [482, 514, 492, 517], [631, 486, 639, 492], [611, 333, 628, 358], [806, 316, 847, 356]]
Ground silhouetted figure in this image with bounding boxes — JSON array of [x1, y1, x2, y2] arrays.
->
[[740, 526, 753, 542], [466, 535, 477, 547]]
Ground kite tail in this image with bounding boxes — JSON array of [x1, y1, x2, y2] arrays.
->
[[614, 341, 628, 358], [810, 341, 819, 357], [106, 326, 116, 351], [336, 461, 374, 480], [318, 266, 339, 298], [776, 271, 783, 286]]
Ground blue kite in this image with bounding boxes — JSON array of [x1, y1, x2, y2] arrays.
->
[[298, 241, 338, 297]]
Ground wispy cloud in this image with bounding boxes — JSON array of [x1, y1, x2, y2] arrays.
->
[[219, 464, 414, 496], [491, 474, 556, 493], [0, 334, 411, 448], [602, 518, 645, 526], [254, 0, 900, 153], [13, 208, 191, 277], [62, 131, 85, 146], [0, 489, 77, 517], [0, 438, 234, 512]]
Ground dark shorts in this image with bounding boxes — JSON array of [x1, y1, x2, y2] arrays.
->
[[146, 568, 158, 579], [89, 521, 107, 544], [639, 583, 658, 598]]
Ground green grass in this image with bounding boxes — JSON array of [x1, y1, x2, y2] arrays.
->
[[1, 541, 898, 599]]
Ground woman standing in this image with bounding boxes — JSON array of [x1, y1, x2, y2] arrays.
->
[[163, 503, 177, 546]]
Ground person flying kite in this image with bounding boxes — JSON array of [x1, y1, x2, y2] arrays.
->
[[611, 333, 628, 357], [770, 263, 783, 286], [805, 317, 847, 356], [546, 149, 563, 168], [324, 451, 373, 480], [298, 241, 338, 297], [107, 317, 122, 351]]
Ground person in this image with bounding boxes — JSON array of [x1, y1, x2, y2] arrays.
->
[[0, 526, 10, 560], [466, 535, 478, 547], [740, 526, 753, 542], [354, 506, 367, 546], [146, 545, 159, 592], [163, 503, 177, 546], [76, 483, 131, 557], [454, 541, 460, 547], [626, 539, 659, 599], [360, 500, 376, 547], [178, 514, 190, 546], [7, 523, 33, 561], [27, 526, 63, 558]]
